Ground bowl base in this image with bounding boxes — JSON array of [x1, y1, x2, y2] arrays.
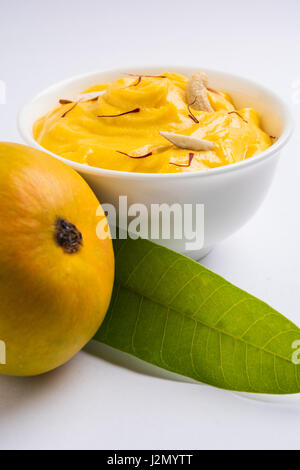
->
[[180, 245, 213, 261]]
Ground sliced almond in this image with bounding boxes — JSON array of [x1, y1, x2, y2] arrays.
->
[[59, 90, 105, 104], [160, 131, 214, 151], [186, 71, 213, 112], [78, 91, 106, 101]]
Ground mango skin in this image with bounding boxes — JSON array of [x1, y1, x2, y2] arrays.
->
[[0, 143, 114, 376]]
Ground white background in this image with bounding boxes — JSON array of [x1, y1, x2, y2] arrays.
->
[[0, 0, 300, 450]]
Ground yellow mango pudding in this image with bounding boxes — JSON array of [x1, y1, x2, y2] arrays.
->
[[33, 72, 273, 174]]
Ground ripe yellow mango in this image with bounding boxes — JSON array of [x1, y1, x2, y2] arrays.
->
[[0, 143, 114, 376]]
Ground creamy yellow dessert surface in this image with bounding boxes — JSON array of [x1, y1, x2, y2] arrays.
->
[[33, 72, 273, 173]]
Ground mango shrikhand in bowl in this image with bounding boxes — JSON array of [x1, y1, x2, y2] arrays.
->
[[32, 71, 273, 174], [19, 66, 292, 259]]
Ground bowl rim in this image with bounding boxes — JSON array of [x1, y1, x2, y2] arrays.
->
[[18, 65, 294, 180]]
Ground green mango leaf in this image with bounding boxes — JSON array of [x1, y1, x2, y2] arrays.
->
[[94, 238, 300, 394]]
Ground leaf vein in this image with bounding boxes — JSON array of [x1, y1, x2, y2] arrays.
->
[[125, 246, 157, 284], [213, 298, 247, 327], [169, 271, 208, 305], [117, 281, 297, 366], [131, 296, 144, 354], [150, 257, 182, 295], [192, 282, 228, 317], [241, 312, 276, 338], [159, 307, 170, 368], [190, 321, 198, 377], [262, 329, 296, 348]]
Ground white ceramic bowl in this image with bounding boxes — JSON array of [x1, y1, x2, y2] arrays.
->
[[18, 66, 293, 260]]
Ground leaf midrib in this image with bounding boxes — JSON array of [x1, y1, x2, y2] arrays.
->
[[116, 280, 299, 366]]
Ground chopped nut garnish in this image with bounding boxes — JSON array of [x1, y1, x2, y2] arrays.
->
[[59, 91, 106, 118], [186, 72, 214, 112], [59, 90, 105, 105], [160, 131, 214, 151]]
